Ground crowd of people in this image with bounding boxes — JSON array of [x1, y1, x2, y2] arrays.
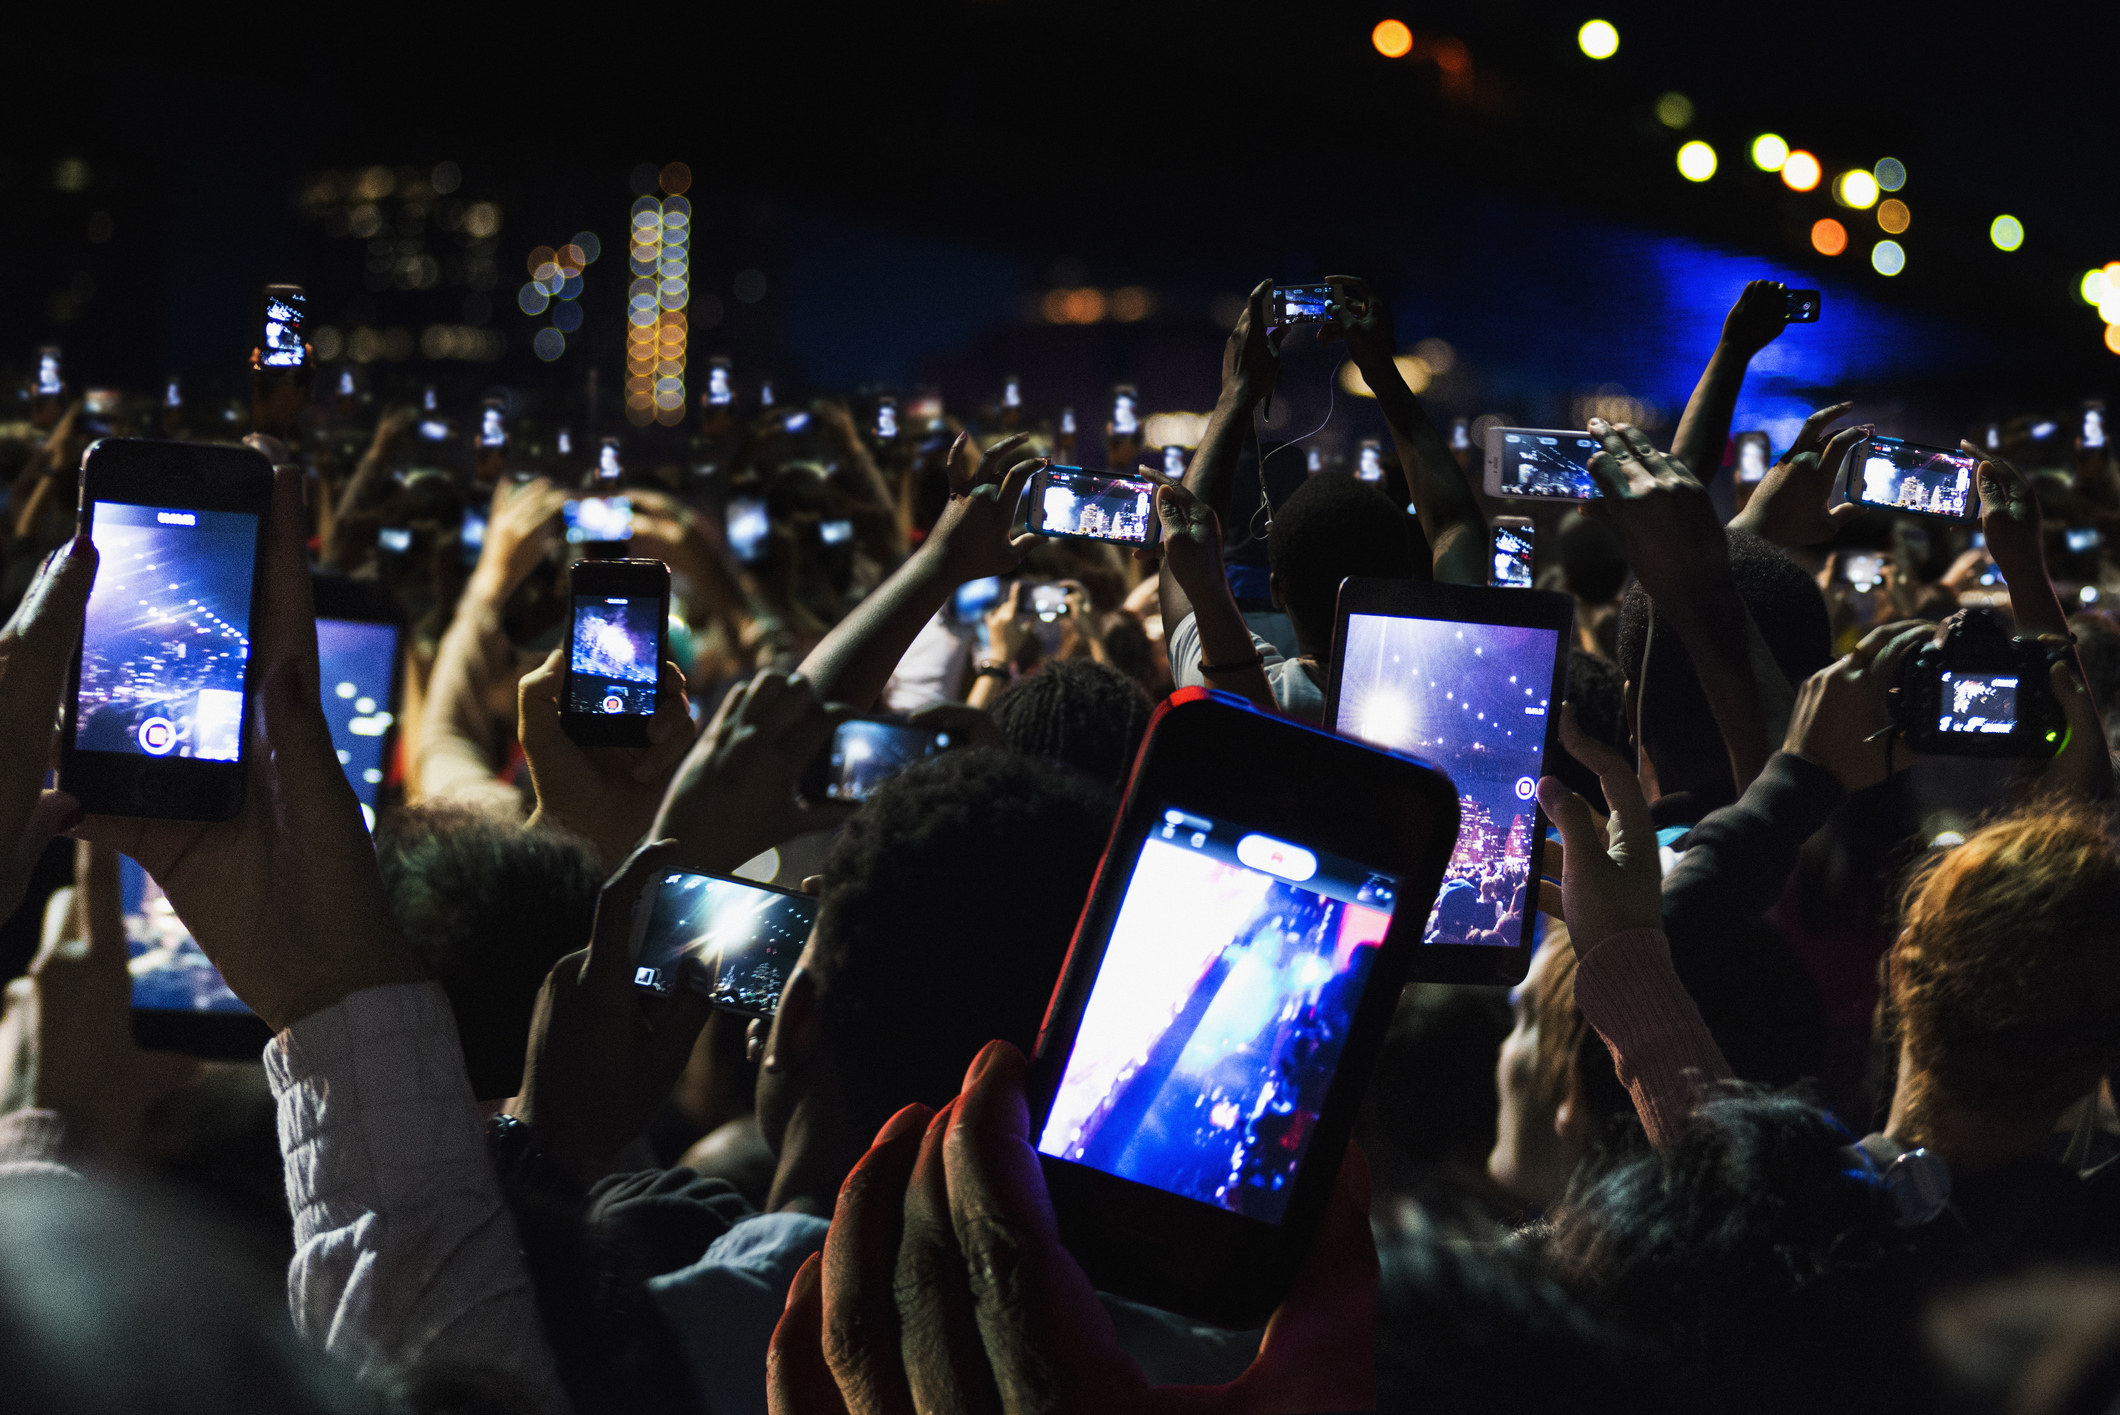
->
[[3, 267, 2120, 1415]]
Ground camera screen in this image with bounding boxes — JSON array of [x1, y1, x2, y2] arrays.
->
[[260, 292, 305, 369], [1034, 469, 1155, 544], [875, 401, 898, 439], [76, 503, 258, 762], [480, 407, 505, 447], [953, 575, 1003, 623], [1004, 377, 1022, 408], [1334, 613, 1558, 947], [36, 350, 61, 395], [1037, 807, 1398, 1224], [318, 617, 400, 825], [1357, 443, 1384, 483], [597, 441, 622, 479], [707, 364, 733, 406], [1937, 671, 2019, 736], [460, 508, 488, 567], [164, 379, 182, 409], [725, 498, 770, 563], [2088, 410, 2107, 449], [377, 527, 413, 555], [634, 870, 817, 1014], [1737, 436, 1770, 483], [568, 594, 660, 717], [1491, 526, 1534, 588], [819, 719, 950, 803], [1163, 445, 1186, 477], [564, 496, 633, 544], [1273, 284, 1335, 324], [1060, 409, 1077, 436], [1852, 437, 1976, 518], [1492, 430, 1603, 500], [1112, 393, 1139, 436]]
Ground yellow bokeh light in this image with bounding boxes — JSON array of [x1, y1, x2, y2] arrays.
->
[[1750, 134, 1789, 171], [1577, 19, 1618, 58], [1835, 170, 1879, 209], [1781, 150, 1822, 192], [1877, 199, 1910, 234], [1655, 92, 1694, 129], [1676, 141, 1717, 182], [1989, 215, 2024, 252], [2085, 270, 2109, 306], [1371, 19, 1413, 57]]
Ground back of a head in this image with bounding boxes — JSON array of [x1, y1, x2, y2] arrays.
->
[[1558, 512, 1628, 605], [990, 658, 1153, 787], [812, 748, 1116, 1129], [379, 805, 602, 1101], [1268, 473, 1422, 650], [1891, 802, 2120, 1119], [1615, 528, 1832, 804]]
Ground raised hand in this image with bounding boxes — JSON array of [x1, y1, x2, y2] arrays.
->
[[0, 535, 97, 921], [1719, 278, 1794, 358], [519, 649, 696, 870], [1728, 403, 1870, 548], [1222, 278, 1285, 414], [926, 432, 1044, 585], [1317, 273, 1396, 383], [1537, 706, 1662, 954], [1581, 418, 1730, 606], [473, 476, 568, 600], [1780, 620, 1935, 792]]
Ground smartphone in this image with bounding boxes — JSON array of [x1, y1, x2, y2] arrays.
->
[[1845, 435, 1979, 522], [164, 377, 182, 410], [1162, 445, 1187, 478], [1060, 408, 1077, 436], [800, 717, 954, 804], [83, 388, 122, 435], [1306, 447, 1324, 474], [1004, 376, 1022, 409], [631, 869, 817, 1016], [2087, 402, 2108, 450], [1267, 283, 1336, 327], [875, 396, 899, 440], [337, 369, 357, 398], [1450, 418, 1471, 452], [313, 575, 405, 833], [2067, 526, 2104, 554], [419, 417, 450, 443], [1735, 431, 1772, 484], [34, 345, 62, 396], [62, 440, 273, 821], [952, 575, 1004, 624], [724, 497, 770, 564], [557, 428, 574, 456], [1024, 466, 1161, 546], [1489, 517, 1534, 588], [1356, 440, 1385, 483], [597, 437, 623, 482], [1030, 583, 1071, 620], [759, 380, 776, 409], [563, 496, 634, 545], [1785, 288, 1822, 323], [706, 358, 733, 407], [258, 284, 307, 370], [562, 559, 668, 748], [377, 526, 413, 555], [2031, 420, 2059, 442], [782, 410, 812, 433], [1324, 579, 1574, 982], [1483, 427, 1604, 501], [1838, 552, 1887, 589], [460, 506, 488, 568], [479, 400, 506, 449], [1111, 386, 1140, 437], [1027, 690, 1458, 1327], [423, 386, 439, 412]]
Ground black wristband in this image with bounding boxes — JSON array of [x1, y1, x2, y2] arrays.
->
[[1199, 650, 1267, 676], [973, 661, 1011, 680]]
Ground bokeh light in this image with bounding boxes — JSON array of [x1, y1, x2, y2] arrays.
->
[[1676, 141, 1717, 182], [1877, 199, 1910, 235], [533, 329, 566, 362], [624, 186, 690, 425], [2107, 324, 2120, 356], [1655, 92, 1694, 128], [1780, 150, 1821, 191], [1874, 157, 1906, 192], [2084, 270, 2109, 306], [1371, 19, 1413, 57], [1871, 240, 1906, 277], [1577, 19, 1619, 58], [1989, 215, 2025, 252], [1810, 219, 1848, 257], [1835, 170, 1879, 209], [1750, 134, 1789, 171]]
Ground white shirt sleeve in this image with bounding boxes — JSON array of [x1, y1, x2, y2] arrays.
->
[[881, 610, 972, 713], [1167, 612, 1287, 692], [266, 982, 569, 1413]]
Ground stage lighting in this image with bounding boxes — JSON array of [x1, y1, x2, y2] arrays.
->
[[2085, 270, 2109, 306], [1811, 219, 1848, 257], [1372, 19, 1413, 57], [2106, 324, 2120, 356], [1989, 215, 2024, 252], [1655, 92, 1694, 128], [1835, 170, 1879, 208], [1874, 157, 1906, 191], [1750, 133, 1789, 171], [1871, 240, 1906, 277], [1676, 141, 1716, 181], [1780, 150, 1821, 192], [1877, 199, 1910, 234], [1577, 19, 1618, 58]]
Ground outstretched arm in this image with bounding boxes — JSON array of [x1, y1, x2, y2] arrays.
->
[[1670, 279, 1792, 494]]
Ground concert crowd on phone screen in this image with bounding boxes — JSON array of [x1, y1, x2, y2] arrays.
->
[[7, 192, 2120, 1415]]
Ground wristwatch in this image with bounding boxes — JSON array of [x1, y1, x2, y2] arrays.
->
[[485, 1112, 584, 1204]]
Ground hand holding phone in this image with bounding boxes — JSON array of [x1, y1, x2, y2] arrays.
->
[[1023, 466, 1161, 546], [1844, 435, 1980, 522]]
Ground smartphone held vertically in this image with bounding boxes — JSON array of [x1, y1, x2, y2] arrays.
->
[[1735, 431, 1772, 484], [1844, 435, 1979, 522], [1489, 517, 1534, 588], [1110, 386, 1140, 437], [258, 284, 307, 370], [1483, 427, 1604, 501], [561, 559, 668, 748], [62, 440, 273, 821], [632, 869, 816, 1016], [1024, 465, 1160, 546], [800, 716, 955, 803], [1027, 690, 1458, 1328]]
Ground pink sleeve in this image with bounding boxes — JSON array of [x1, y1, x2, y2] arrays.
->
[[1570, 927, 1732, 1148]]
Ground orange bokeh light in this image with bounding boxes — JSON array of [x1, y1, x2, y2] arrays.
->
[[1372, 19, 1413, 57], [659, 162, 692, 196], [1781, 150, 1822, 192], [1811, 219, 1848, 257], [2106, 323, 2120, 356]]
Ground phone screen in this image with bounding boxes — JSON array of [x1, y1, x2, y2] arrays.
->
[[1490, 524, 1534, 588], [557, 429, 573, 456], [120, 857, 248, 1015], [35, 348, 61, 396], [817, 719, 951, 802], [164, 378, 182, 409], [1850, 437, 1976, 518], [1357, 443, 1384, 483], [1035, 806, 1399, 1223], [75, 503, 259, 762], [1736, 435, 1770, 483], [1004, 377, 1022, 409], [1030, 584, 1070, 620], [875, 400, 899, 439], [2068, 526, 2104, 553], [480, 406, 506, 448], [1112, 392, 1139, 436], [260, 291, 306, 370], [2089, 409, 2108, 449], [819, 518, 854, 546], [377, 527, 413, 555], [1032, 468, 1157, 544], [1162, 446, 1186, 478], [419, 419, 449, 442], [1937, 671, 2019, 737], [460, 507, 488, 567], [633, 870, 817, 1014], [1060, 409, 1077, 436], [564, 497, 634, 544], [597, 440, 622, 481], [759, 381, 775, 408], [1491, 430, 1603, 500], [1334, 613, 1557, 946], [1450, 419, 1470, 451], [725, 498, 770, 563], [707, 363, 733, 406], [1271, 283, 1336, 326], [317, 616, 400, 825], [953, 575, 1003, 623], [568, 593, 661, 717], [338, 370, 356, 397], [1840, 552, 1886, 588]]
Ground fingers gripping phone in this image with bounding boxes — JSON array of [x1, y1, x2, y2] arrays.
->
[[1489, 517, 1534, 588], [800, 717, 955, 803], [1024, 466, 1161, 546], [1844, 436, 1979, 523], [562, 559, 668, 748], [631, 869, 818, 1016], [62, 440, 274, 821], [1027, 690, 1459, 1328], [258, 285, 307, 370]]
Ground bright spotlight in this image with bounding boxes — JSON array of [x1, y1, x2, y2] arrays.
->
[[1780, 150, 1822, 191], [1871, 240, 1906, 277], [1371, 19, 1413, 57], [1676, 141, 1717, 182], [1750, 133, 1789, 171], [1577, 19, 1619, 58], [1811, 219, 1849, 257], [1989, 215, 2024, 252], [1835, 170, 1880, 208]]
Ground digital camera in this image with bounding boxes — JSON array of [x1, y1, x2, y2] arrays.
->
[[1893, 608, 2067, 758]]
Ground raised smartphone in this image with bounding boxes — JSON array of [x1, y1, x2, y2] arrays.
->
[[1838, 551, 1886, 589], [874, 396, 899, 440], [479, 400, 507, 449], [1324, 578, 1574, 984], [1030, 583, 1071, 620], [1027, 690, 1458, 1327], [563, 495, 634, 545], [460, 506, 488, 568], [800, 717, 954, 804], [1356, 440, 1385, 483], [1024, 466, 1160, 546], [597, 437, 623, 482], [1004, 376, 1022, 409], [724, 496, 770, 564], [1111, 386, 1140, 437], [1483, 427, 1604, 501], [706, 357, 734, 407], [1785, 288, 1822, 322], [631, 869, 817, 1017], [561, 558, 668, 748], [35, 345, 62, 396], [63, 440, 273, 821], [258, 285, 307, 370], [952, 575, 1004, 624], [2088, 401, 2108, 450], [1735, 431, 1772, 484], [1267, 283, 1336, 327], [1162, 445, 1187, 478], [1490, 517, 1534, 588], [1844, 435, 1979, 522]]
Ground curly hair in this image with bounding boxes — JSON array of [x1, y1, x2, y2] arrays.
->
[[1889, 801, 2120, 1118], [990, 658, 1153, 787]]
